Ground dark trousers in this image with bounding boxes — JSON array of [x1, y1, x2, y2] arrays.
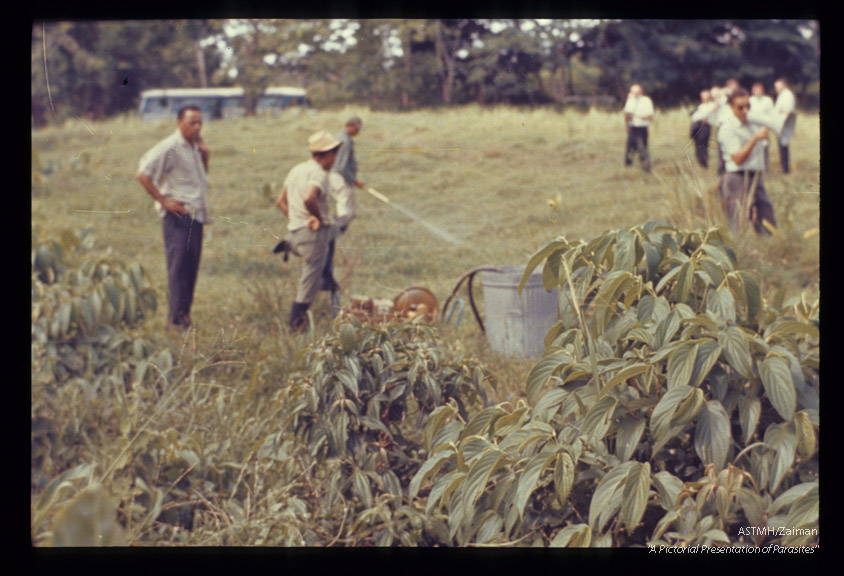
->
[[779, 144, 790, 174], [321, 238, 337, 291], [720, 171, 777, 235], [163, 212, 203, 326], [320, 225, 347, 292], [690, 121, 711, 168], [625, 126, 651, 171]]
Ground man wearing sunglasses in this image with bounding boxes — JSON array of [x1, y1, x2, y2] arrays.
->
[[716, 88, 777, 235]]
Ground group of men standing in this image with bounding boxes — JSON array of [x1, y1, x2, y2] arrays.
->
[[137, 108, 363, 333], [690, 78, 796, 175], [624, 78, 797, 238], [136, 79, 800, 335], [689, 78, 796, 235]]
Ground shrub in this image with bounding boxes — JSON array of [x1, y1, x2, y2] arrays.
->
[[31, 228, 175, 545], [409, 221, 818, 547], [265, 316, 495, 546]]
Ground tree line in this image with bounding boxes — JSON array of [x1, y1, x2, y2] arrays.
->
[[31, 19, 819, 126]]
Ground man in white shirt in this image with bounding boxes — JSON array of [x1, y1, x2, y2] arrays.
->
[[750, 82, 775, 171], [623, 84, 654, 172], [137, 105, 212, 332], [690, 89, 714, 168], [713, 83, 741, 175], [749, 82, 775, 115], [716, 88, 777, 235], [275, 130, 342, 331], [774, 78, 797, 173]]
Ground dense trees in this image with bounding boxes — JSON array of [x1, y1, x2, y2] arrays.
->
[[32, 20, 224, 125], [31, 19, 819, 125], [574, 19, 820, 106]]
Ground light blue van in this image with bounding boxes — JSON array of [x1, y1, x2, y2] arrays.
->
[[138, 87, 308, 121]]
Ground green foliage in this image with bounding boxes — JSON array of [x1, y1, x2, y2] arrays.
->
[[32, 228, 157, 343], [50, 484, 127, 546], [30, 228, 180, 544], [577, 20, 819, 107], [264, 317, 494, 545], [411, 222, 818, 547], [32, 20, 221, 125]]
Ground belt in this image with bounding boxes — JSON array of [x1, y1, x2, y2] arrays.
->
[[730, 170, 761, 177]]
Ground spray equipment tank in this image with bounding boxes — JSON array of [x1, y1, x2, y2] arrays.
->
[[393, 286, 439, 322], [347, 287, 439, 324], [340, 265, 557, 357]]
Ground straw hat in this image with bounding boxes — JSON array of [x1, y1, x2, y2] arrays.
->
[[308, 130, 342, 153]]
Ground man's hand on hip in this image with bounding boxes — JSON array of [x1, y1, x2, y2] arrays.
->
[[307, 215, 322, 231], [163, 197, 189, 216]]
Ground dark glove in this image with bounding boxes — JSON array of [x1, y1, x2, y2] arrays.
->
[[272, 239, 298, 262]]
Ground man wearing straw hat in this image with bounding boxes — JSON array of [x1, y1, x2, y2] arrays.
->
[[275, 130, 342, 332], [716, 88, 777, 236]]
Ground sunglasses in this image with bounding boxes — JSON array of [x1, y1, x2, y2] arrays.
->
[[735, 104, 749, 111]]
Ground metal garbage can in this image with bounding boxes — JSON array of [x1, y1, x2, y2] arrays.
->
[[481, 265, 558, 357]]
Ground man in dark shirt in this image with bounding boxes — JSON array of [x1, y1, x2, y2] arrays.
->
[[321, 117, 364, 292]]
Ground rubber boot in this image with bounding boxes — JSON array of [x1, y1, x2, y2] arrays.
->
[[320, 239, 340, 292], [289, 301, 311, 333]]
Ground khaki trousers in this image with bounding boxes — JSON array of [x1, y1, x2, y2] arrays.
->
[[288, 225, 333, 304]]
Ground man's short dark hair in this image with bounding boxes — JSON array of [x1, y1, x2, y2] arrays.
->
[[346, 117, 363, 128], [178, 105, 202, 120], [728, 88, 750, 104]]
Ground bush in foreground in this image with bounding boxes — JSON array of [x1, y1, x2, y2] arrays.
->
[[32, 222, 818, 548], [409, 221, 818, 547]]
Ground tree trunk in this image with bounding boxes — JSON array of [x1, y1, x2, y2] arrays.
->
[[243, 28, 258, 116], [196, 41, 208, 88], [89, 83, 106, 120], [401, 28, 412, 109], [434, 22, 455, 105]]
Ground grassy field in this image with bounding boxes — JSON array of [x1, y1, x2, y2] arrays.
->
[[31, 104, 820, 391], [31, 105, 820, 545]]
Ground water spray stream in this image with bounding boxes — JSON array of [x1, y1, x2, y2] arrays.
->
[[364, 186, 462, 245]]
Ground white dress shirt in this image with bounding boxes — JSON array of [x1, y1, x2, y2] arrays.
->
[[624, 95, 654, 128]]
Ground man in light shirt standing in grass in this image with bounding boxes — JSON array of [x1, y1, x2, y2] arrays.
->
[[774, 78, 797, 174], [136, 105, 211, 332], [690, 89, 715, 168], [749, 82, 775, 171], [716, 88, 777, 236], [275, 130, 342, 332], [623, 84, 654, 172]]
